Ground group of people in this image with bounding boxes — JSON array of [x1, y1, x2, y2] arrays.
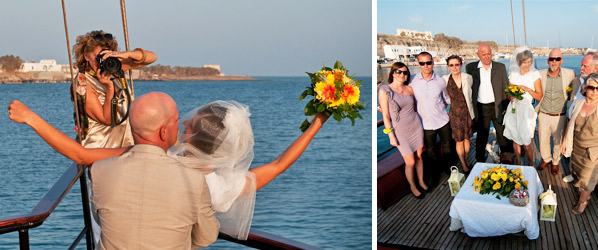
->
[[8, 30, 331, 249], [380, 43, 598, 215]]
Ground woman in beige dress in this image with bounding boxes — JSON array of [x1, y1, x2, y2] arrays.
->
[[561, 73, 598, 214], [72, 30, 157, 148]]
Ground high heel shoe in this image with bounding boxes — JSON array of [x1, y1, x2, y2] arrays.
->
[[572, 200, 588, 215], [573, 198, 590, 208], [413, 192, 425, 199]]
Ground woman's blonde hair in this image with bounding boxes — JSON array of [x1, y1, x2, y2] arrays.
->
[[72, 30, 118, 70]]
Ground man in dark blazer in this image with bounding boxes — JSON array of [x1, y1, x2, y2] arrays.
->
[[466, 43, 512, 163]]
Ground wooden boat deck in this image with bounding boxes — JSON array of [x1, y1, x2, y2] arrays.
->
[[377, 136, 598, 250]]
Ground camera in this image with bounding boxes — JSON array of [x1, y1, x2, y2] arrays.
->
[[95, 50, 122, 74]]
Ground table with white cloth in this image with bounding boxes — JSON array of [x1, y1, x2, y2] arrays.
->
[[449, 163, 544, 239]]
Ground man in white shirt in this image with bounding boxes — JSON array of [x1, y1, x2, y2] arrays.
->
[[465, 44, 511, 163]]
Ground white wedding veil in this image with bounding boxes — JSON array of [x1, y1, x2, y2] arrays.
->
[[509, 46, 537, 75], [167, 100, 256, 240]]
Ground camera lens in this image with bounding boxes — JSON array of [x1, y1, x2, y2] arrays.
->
[[103, 57, 122, 74]]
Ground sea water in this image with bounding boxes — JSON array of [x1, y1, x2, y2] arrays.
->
[[0, 76, 372, 249]]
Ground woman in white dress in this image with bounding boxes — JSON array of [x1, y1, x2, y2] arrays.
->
[[503, 47, 543, 166], [7, 99, 329, 240]]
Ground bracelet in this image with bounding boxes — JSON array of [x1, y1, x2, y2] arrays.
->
[[383, 128, 393, 134], [132, 48, 147, 64]]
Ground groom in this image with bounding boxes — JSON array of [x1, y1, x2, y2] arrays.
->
[[89, 92, 219, 249], [466, 43, 512, 163]]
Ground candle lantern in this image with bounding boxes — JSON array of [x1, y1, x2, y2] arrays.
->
[[540, 185, 557, 222], [448, 166, 465, 196]]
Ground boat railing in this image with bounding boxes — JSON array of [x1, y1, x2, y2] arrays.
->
[[0, 163, 322, 250], [0, 164, 93, 250]]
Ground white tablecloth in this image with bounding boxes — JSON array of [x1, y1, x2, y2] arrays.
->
[[449, 163, 544, 239]]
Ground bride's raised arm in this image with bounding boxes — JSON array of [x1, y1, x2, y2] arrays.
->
[[8, 100, 128, 165], [250, 112, 329, 190]]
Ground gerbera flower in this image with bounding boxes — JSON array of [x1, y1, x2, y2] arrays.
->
[[342, 85, 360, 105], [315, 81, 337, 103]]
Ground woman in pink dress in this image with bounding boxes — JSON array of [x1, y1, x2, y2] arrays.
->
[[379, 62, 428, 198]]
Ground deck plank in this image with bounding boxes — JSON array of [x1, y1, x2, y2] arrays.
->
[[377, 132, 598, 250]]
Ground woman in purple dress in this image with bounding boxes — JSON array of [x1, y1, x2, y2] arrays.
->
[[379, 62, 427, 198]]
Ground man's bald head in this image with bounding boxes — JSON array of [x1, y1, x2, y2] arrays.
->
[[477, 43, 492, 66], [548, 48, 563, 72], [129, 92, 179, 146]]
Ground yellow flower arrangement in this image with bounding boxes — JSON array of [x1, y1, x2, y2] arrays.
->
[[299, 61, 365, 132], [505, 85, 525, 114], [474, 166, 528, 199]]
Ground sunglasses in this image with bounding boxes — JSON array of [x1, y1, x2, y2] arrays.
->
[[548, 57, 562, 62], [587, 86, 598, 91], [448, 64, 461, 67], [393, 69, 409, 75], [418, 61, 433, 66], [93, 33, 113, 41]]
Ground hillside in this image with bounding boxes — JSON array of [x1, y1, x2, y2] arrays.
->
[[377, 33, 584, 58]]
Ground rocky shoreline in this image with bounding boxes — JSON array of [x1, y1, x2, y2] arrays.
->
[[0, 72, 257, 84]]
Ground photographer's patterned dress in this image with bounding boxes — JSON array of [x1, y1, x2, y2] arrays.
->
[[72, 69, 133, 149]]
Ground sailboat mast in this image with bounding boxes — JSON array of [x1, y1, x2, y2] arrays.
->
[[522, 0, 527, 46], [510, 0, 516, 46]]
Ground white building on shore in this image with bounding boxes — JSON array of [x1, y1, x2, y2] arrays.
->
[[21, 59, 69, 72], [203, 64, 224, 76], [397, 29, 433, 41], [383, 45, 427, 61]]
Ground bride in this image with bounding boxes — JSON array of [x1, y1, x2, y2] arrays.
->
[[503, 46, 543, 166], [7, 98, 329, 240]]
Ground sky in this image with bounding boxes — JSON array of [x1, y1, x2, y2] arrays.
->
[[0, 0, 371, 76], [378, 0, 598, 50]]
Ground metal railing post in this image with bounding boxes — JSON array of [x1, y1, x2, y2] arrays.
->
[[79, 166, 94, 250], [18, 229, 29, 250]]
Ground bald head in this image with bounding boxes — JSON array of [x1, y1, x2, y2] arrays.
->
[[477, 43, 492, 66], [548, 48, 563, 72], [549, 48, 563, 58], [129, 92, 179, 147]]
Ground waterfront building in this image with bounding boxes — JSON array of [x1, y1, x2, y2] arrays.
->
[[397, 29, 434, 41], [203, 64, 224, 76], [21, 59, 69, 73], [383, 45, 427, 61]]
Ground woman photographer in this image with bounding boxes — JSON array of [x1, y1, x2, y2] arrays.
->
[[72, 30, 156, 148]]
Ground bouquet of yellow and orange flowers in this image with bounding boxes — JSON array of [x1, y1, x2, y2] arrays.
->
[[473, 166, 528, 199], [299, 61, 365, 132], [505, 85, 525, 100], [505, 85, 525, 114]]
